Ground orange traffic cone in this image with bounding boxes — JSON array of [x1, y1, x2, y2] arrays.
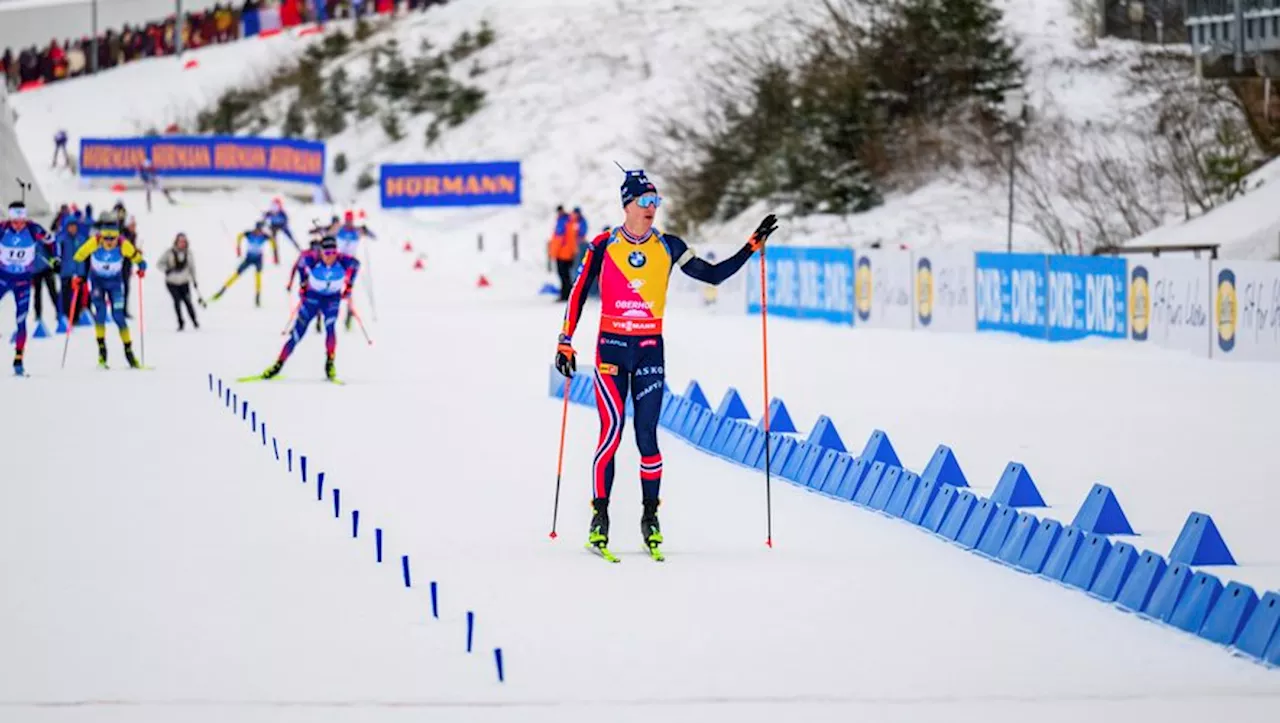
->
[[403, 241, 413, 252], [413, 257, 425, 270], [476, 275, 491, 288]]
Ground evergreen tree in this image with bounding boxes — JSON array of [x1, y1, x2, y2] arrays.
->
[[282, 100, 306, 138]]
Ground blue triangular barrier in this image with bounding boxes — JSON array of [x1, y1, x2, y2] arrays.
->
[[869, 466, 903, 511], [795, 445, 826, 486], [853, 461, 889, 506], [904, 476, 944, 526], [1041, 526, 1085, 581], [660, 393, 682, 428], [957, 498, 1000, 549], [858, 429, 902, 469], [1088, 541, 1138, 602], [885, 471, 921, 519], [713, 420, 745, 458], [998, 513, 1040, 567], [548, 366, 566, 398], [695, 413, 723, 449], [77, 310, 93, 326], [975, 503, 1017, 558], [921, 444, 968, 489], [1142, 562, 1193, 623], [1015, 518, 1063, 574], [768, 436, 798, 476], [922, 484, 960, 533], [538, 282, 559, 295], [990, 462, 1045, 507], [1070, 483, 1134, 535], [1115, 550, 1168, 613], [810, 449, 840, 491], [819, 453, 855, 495], [732, 427, 761, 465], [805, 415, 846, 453], [938, 490, 978, 541], [1200, 582, 1259, 646], [831, 458, 869, 500], [684, 381, 710, 409], [1233, 591, 1280, 661], [758, 397, 797, 433], [1170, 572, 1223, 634], [1064, 533, 1112, 591], [55, 316, 68, 334], [1168, 512, 1236, 566], [687, 408, 714, 443], [32, 321, 49, 338], [670, 397, 695, 435], [715, 388, 751, 420]]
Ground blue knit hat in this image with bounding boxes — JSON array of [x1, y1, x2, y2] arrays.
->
[[620, 169, 657, 207]]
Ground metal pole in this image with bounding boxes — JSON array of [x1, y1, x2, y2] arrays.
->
[[478, 233, 483, 252], [90, 0, 99, 74], [1234, 0, 1245, 75], [512, 232, 519, 262], [176, 0, 185, 56], [1006, 130, 1016, 253]]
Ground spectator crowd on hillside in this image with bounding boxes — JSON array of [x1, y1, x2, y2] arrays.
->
[[2, 0, 448, 92]]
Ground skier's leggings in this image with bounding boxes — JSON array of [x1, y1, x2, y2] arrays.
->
[[592, 332, 665, 502], [90, 280, 129, 336], [167, 282, 198, 326], [31, 270, 57, 322], [0, 276, 31, 353], [279, 292, 339, 361]]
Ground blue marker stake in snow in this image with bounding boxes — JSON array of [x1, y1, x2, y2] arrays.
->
[[225, 388, 231, 407], [375, 528, 383, 562], [317, 472, 325, 501], [466, 611, 475, 653], [402, 555, 411, 588], [241, 400, 248, 421], [333, 488, 341, 519], [352, 510, 360, 538], [494, 648, 504, 682], [251, 411, 257, 433], [300, 455, 308, 483], [209, 373, 213, 392], [232, 392, 237, 411], [272, 438, 279, 461], [287, 449, 293, 473], [217, 378, 223, 397], [430, 581, 438, 618], [261, 422, 267, 446]]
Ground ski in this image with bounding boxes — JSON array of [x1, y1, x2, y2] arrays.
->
[[237, 374, 277, 383], [585, 542, 621, 563]]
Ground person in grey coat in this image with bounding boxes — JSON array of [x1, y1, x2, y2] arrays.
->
[[157, 232, 202, 330]]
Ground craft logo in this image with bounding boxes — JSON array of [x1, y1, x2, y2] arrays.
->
[[1130, 264, 1150, 342], [628, 250, 647, 268], [916, 257, 933, 327], [855, 256, 873, 322], [1216, 268, 1237, 353]]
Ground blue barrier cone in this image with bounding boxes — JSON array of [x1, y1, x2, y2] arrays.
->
[[76, 310, 93, 327], [32, 320, 49, 339], [55, 316, 67, 334]]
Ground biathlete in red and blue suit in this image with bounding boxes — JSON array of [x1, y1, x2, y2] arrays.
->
[[554, 169, 778, 557]]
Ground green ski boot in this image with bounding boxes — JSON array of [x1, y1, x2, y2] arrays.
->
[[262, 360, 284, 380], [123, 342, 140, 369], [586, 497, 619, 562], [642, 498, 664, 561], [97, 338, 109, 369], [325, 353, 337, 382]]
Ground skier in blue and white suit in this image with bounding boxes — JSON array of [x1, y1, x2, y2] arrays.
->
[[263, 198, 299, 251], [0, 201, 58, 375]]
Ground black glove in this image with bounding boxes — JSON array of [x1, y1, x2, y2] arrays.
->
[[48, 256, 61, 273], [748, 214, 779, 251], [554, 335, 576, 378]]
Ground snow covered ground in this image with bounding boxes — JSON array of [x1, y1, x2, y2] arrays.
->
[[2, 3, 1280, 721]]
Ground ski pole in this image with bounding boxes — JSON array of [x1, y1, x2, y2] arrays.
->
[[549, 376, 571, 539], [137, 267, 146, 367], [759, 239, 774, 549], [363, 243, 378, 322], [347, 300, 374, 346], [61, 277, 80, 369], [281, 296, 303, 335]]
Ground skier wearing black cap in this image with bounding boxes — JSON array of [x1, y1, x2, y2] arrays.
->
[[244, 235, 359, 383], [0, 200, 57, 375], [554, 169, 778, 561]]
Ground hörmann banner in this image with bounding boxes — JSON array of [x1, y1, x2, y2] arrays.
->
[[380, 161, 522, 208], [79, 136, 325, 185]]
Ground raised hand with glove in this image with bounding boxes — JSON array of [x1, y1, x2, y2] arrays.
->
[[748, 213, 778, 252]]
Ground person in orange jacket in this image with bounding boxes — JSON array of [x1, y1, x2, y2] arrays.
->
[[549, 205, 578, 301]]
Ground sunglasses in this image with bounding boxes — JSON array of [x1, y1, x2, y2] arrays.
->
[[635, 195, 662, 209], [321, 248, 338, 255]]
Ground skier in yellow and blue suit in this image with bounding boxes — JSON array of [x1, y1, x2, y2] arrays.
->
[[554, 169, 778, 559], [71, 220, 147, 369], [211, 220, 278, 307]]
